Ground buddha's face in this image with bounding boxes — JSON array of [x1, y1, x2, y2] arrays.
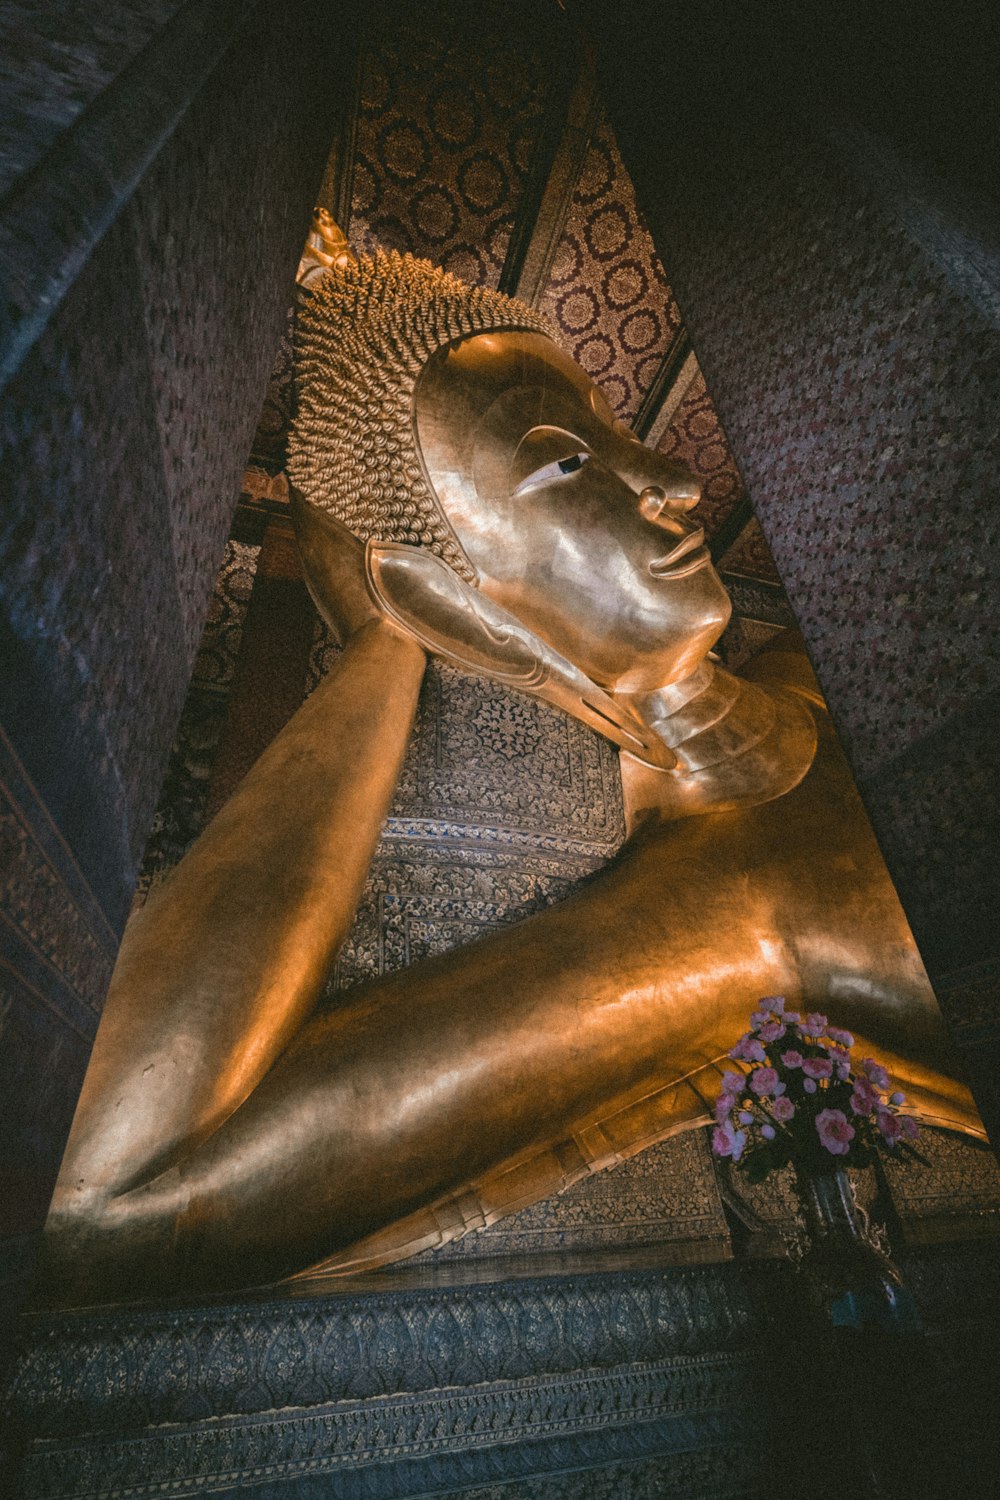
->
[[414, 332, 731, 694]]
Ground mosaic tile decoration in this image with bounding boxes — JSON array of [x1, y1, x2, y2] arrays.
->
[[349, 0, 548, 288], [133, 540, 261, 907], [601, 104, 1000, 1028], [0, 2, 343, 1319], [539, 107, 683, 423], [244, 306, 295, 475], [1, 211, 189, 925], [300, 613, 626, 1001], [419, 1131, 730, 1261], [0, 729, 114, 1240], [655, 366, 748, 542], [622, 125, 1000, 786], [0, 0, 184, 198]]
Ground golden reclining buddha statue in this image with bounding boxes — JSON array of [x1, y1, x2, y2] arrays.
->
[[42, 214, 983, 1305]]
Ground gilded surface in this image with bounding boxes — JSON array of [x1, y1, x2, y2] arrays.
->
[[40, 225, 985, 1305]]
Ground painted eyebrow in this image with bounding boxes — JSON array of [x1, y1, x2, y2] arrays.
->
[[512, 451, 591, 497]]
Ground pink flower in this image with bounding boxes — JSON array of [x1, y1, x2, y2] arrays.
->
[[862, 1058, 890, 1090], [751, 997, 785, 1027], [715, 1092, 734, 1122], [802, 1057, 833, 1080], [730, 1035, 766, 1063], [877, 1108, 904, 1145], [784, 1012, 802, 1025], [759, 1020, 786, 1043], [720, 1070, 744, 1096], [761, 1123, 776, 1140], [781, 1049, 804, 1069], [851, 1077, 879, 1112], [771, 1095, 795, 1122], [816, 1108, 856, 1156], [750, 1066, 781, 1097], [828, 1048, 851, 1081], [804, 1077, 818, 1093], [900, 1115, 920, 1142], [712, 1121, 747, 1160], [802, 1012, 829, 1038], [827, 1027, 855, 1048]]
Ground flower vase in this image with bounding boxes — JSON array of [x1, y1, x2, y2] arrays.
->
[[792, 1166, 920, 1333]]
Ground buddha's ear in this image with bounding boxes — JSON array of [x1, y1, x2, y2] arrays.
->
[[366, 541, 676, 770], [290, 488, 382, 641]]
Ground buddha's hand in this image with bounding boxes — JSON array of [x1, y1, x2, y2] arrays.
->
[[296, 208, 356, 289], [290, 488, 385, 643]]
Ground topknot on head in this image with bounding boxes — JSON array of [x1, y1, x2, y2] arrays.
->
[[288, 250, 554, 581]]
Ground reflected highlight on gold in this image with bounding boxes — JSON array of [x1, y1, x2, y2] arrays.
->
[[41, 217, 984, 1306]]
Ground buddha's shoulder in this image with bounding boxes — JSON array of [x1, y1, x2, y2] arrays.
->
[[738, 628, 828, 713]]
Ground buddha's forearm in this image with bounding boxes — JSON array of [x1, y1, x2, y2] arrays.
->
[[53, 620, 426, 1207], [79, 833, 782, 1294]]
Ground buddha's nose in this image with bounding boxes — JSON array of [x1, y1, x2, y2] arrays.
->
[[638, 484, 699, 532]]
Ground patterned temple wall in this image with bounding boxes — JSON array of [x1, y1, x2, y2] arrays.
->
[[587, 1, 1000, 1143], [0, 2, 348, 1330]]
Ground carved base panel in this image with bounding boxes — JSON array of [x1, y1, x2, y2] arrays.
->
[[15, 1358, 765, 1500], [9, 1261, 781, 1498], [8, 1243, 1000, 1499]]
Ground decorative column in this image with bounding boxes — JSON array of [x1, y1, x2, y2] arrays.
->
[[583, 0, 1000, 1144], [0, 0, 354, 1332]]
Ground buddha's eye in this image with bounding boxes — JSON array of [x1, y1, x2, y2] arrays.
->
[[512, 452, 590, 497]]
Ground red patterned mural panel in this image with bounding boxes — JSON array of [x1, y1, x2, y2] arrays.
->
[[655, 368, 747, 540], [349, 0, 547, 287], [539, 110, 682, 422]]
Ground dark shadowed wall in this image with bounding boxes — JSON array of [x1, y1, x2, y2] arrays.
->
[[583, 0, 1000, 1139], [0, 0, 350, 1332]]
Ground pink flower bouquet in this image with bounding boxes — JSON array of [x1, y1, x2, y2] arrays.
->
[[711, 998, 923, 1183]]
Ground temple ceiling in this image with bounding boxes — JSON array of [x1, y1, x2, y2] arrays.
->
[[241, 0, 784, 611]]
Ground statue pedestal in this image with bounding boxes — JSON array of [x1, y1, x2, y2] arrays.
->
[[6, 1239, 1000, 1500], [9, 1252, 780, 1499]]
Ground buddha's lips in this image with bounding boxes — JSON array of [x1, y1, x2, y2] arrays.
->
[[648, 528, 707, 578]]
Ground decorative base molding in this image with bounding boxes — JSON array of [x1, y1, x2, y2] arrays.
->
[[18, 1354, 763, 1500], [7, 1242, 1000, 1499]]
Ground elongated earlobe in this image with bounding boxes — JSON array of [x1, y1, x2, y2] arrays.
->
[[366, 541, 677, 770]]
